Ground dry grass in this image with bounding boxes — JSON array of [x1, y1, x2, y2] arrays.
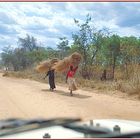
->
[[114, 64, 140, 98], [53, 52, 82, 72], [126, 66, 140, 96], [3, 69, 48, 84], [35, 58, 59, 73]]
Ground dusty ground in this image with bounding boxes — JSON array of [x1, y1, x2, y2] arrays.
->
[[0, 72, 140, 122]]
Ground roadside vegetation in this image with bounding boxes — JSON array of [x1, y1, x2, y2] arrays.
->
[[1, 15, 140, 99]]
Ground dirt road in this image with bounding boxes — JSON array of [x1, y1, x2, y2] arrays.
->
[[0, 73, 140, 121]]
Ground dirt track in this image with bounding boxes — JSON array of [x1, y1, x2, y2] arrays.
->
[[0, 73, 140, 121]]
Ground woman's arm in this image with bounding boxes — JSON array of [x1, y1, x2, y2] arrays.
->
[[43, 71, 49, 79], [66, 72, 69, 83]]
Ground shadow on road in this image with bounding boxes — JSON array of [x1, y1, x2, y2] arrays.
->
[[41, 89, 91, 99]]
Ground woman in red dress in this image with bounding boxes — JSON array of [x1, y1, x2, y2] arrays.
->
[[66, 65, 78, 96]]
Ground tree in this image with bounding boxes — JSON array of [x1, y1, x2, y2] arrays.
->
[[57, 37, 70, 59], [120, 36, 140, 78], [89, 29, 108, 65], [18, 34, 38, 52], [107, 35, 120, 79], [72, 14, 110, 80], [1, 46, 13, 70], [28, 47, 47, 63], [72, 14, 92, 69]]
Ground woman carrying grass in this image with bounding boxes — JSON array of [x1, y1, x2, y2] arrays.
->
[[66, 65, 78, 96]]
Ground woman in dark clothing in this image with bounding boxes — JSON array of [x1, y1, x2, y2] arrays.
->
[[45, 69, 56, 91]]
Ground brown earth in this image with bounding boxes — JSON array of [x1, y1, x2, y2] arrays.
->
[[0, 73, 140, 121]]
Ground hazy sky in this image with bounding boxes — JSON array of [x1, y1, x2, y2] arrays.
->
[[0, 2, 140, 50]]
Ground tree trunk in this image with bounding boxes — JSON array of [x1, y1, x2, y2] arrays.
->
[[112, 57, 116, 80]]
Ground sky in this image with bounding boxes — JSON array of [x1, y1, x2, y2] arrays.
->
[[0, 2, 140, 51]]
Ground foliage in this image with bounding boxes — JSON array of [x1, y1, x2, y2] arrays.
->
[[0, 15, 140, 83]]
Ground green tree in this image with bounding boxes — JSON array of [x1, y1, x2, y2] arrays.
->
[[107, 35, 120, 79], [72, 14, 92, 68], [57, 37, 70, 59], [1, 46, 14, 70], [18, 34, 38, 52]]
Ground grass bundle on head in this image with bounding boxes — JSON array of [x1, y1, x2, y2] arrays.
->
[[53, 52, 82, 72], [70, 52, 82, 66], [50, 58, 59, 65], [52, 57, 70, 72], [35, 58, 59, 73]]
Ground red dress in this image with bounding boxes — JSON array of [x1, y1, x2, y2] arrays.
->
[[66, 65, 78, 78], [66, 65, 78, 91]]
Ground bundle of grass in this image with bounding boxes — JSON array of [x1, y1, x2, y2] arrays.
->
[[35, 58, 59, 73], [53, 52, 82, 72]]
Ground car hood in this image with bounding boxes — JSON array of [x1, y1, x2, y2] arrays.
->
[[1, 119, 140, 139]]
